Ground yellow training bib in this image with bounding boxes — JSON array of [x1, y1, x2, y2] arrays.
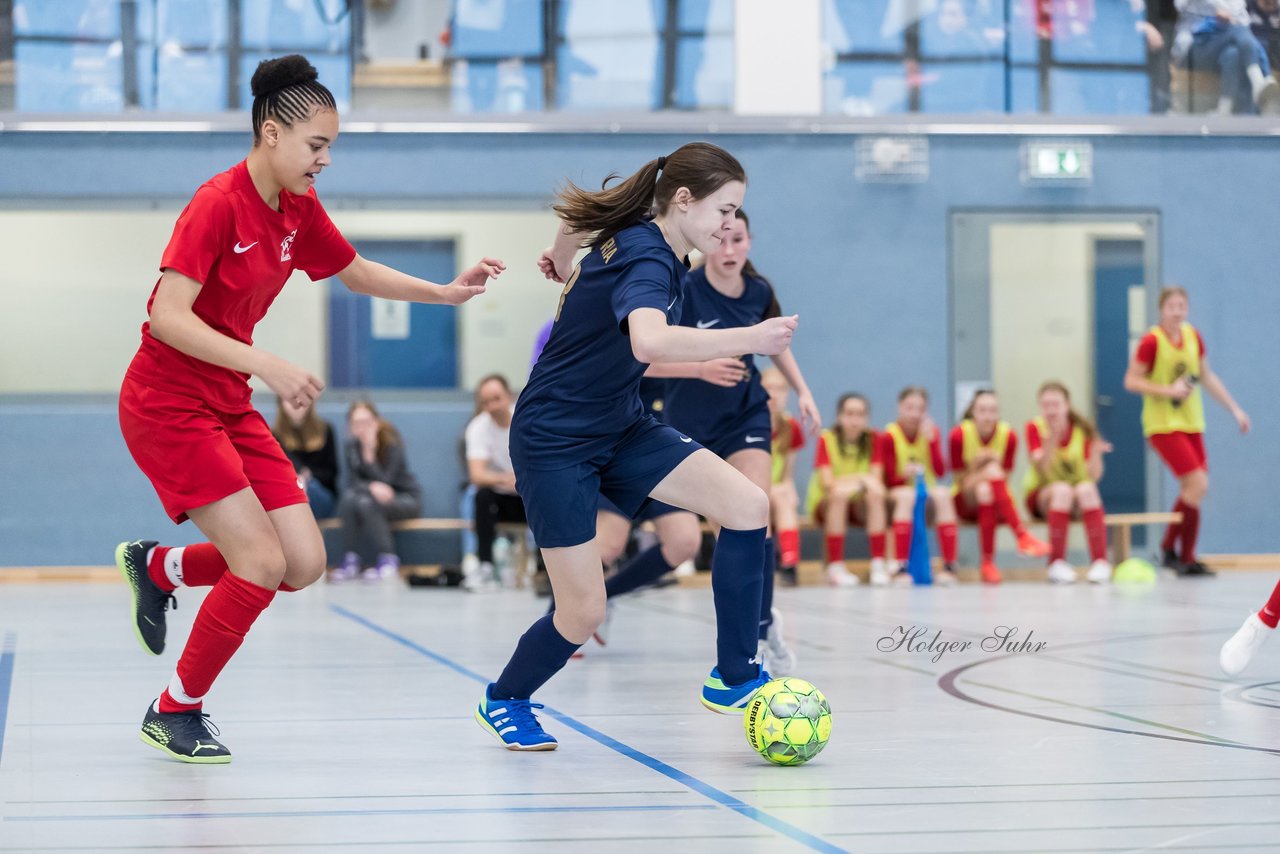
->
[[1141, 322, 1205, 437], [1023, 417, 1090, 495], [886, 422, 936, 488], [805, 429, 873, 515]]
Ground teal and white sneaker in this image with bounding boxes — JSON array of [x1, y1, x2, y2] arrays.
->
[[474, 684, 558, 751], [700, 666, 772, 714], [115, 540, 175, 656]]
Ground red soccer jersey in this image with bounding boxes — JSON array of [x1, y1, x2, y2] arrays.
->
[[773, 416, 806, 452], [126, 161, 356, 410], [948, 424, 1018, 474], [1134, 327, 1206, 374], [876, 423, 946, 488], [1025, 420, 1093, 460]]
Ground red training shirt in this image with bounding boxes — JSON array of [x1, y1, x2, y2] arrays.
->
[[948, 424, 1018, 474], [773, 416, 806, 453], [126, 160, 357, 411]]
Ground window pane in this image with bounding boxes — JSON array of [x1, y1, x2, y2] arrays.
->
[[241, 0, 351, 51], [1051, 0, 1145, 64], [15, 40, 123, 110], [449, 0, 543, 59], [556, 1, 664, 110], [450, 58, 544, 112], [157, 0, 227, 46], [13, 0, 119, 39], [1010, 65, 1040, 112], [1051, 68, 1148, 113], [919, 61, 1005, 112], [826, 0, 905, 54], [919, 0, 1005, 58], [157, 50, 227, 110], [678, 0, 733, 31], [825, 60, 908, 114], [675, 34, 732, 108]]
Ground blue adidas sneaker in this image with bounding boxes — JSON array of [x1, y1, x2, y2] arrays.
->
[[700, 666, 772, 714], [475, 684, 558, 751]]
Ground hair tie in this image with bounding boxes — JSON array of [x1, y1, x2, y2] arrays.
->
[[656, 156, 667, 172]]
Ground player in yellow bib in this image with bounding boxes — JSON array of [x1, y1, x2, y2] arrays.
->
[[1123, 286, 1249, 577], [1024, 382, 1111, 584], [762, 369, 806, 596], [949, 390, 1049, 585], [872, 386, 960, 585], [806, 393, 888, 586]]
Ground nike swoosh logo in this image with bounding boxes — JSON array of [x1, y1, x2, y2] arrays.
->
[[233, 241, 257, 254], [668, 298, 678, 311], [679, 437, 693, 443], [744, 436, 766, 443], [143, 617, 156, 626], [696, 319, 720, 329]]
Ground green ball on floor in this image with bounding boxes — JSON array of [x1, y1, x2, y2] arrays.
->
[[1113, 558, 1158, 584]]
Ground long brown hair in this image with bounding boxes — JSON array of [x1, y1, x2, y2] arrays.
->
[[1037, 381, 1098, 443], [734, 209, 768, 282], [347, 397, 402, 464], [553, 141, 746, 249], [833, 393, 875, 460], [273, 398, 328, 453], [961, 388, 997, 422]]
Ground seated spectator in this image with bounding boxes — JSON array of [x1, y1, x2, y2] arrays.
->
[[465, 374, 537, 590], [332, 399, 422, 582], [950, 390, 1049, 587], [762, 368, 807, 588], [872, 387, 960, 586], [1249, 0, 1280, 71], [1024, 381, 1112, 585], [272, 397, 339, 519], [805, 392, 889, 587], [1175, 0, 1279, 112]]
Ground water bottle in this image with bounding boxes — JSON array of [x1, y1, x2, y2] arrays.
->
[[493, 536, 514, 588]]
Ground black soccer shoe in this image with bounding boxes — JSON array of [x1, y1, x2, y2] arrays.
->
[[1177, 559, 1216, 577], [140, 701, 231, 764], [1161, 548, 1181, 570], [115, 540, 176, 655]]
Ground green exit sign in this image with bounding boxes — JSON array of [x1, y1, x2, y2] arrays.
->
[[1022, 141, 1093, 184]]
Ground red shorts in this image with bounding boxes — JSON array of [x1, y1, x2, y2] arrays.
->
[[1024, 488, 1089, 521], [119, 376, 305, 523], [954, 491, 982, 523], [1148, 431, 1207, 477], [813, 498, 869, 528]]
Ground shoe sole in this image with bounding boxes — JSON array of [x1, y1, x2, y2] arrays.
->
[[138, 731, 231, 764], [115, 541, 161, 657], [473, 708, 557, 751], [700, 696, 750, 715]]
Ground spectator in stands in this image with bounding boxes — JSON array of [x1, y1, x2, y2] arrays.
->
[[465, 373, 535, 590], [949, 389, 1049, 586], [1024, 381, 1112, 585], [762, 368, 806, 587], [806, 392, 888, 587], [873, 387, 960, 586], [1174, 0, 1280, 113], [1249, 0, 1280, 69], [332, 399, 422, 582], [271, 397, 338, 518]]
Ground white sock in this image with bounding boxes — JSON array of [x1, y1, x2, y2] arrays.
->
[[167, 672, 201, 706], [163, 546, 185, 588]]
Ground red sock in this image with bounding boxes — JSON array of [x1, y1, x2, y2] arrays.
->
[[147, 542, 230, 591], [158, 572, 276, 713], [938, 523, 958, 565], [278, 583, 301, 592], [1179, 502, 1201, 564], [869, 531, 887, 560], [1162, 499, 1183, 553], [977, 503, 996, 561], [1048, 510, 1070, 563], [893, 520, 912, 564], [825, 534, 844, 564], [1259, 578, 1280, 628], [991, 480, 1025, 535], [777, 529, 801, 567], [1082, 508, 1108, 562]]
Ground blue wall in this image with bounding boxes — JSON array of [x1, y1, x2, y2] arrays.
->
[[2, 125, 1278, 561]]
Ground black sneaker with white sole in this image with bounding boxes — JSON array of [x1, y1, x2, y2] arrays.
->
[[114, 540, 176, 655], [140, 700, 231, 764]]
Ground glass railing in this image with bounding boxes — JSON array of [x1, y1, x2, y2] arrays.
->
[[4, 0, 1278, 117]]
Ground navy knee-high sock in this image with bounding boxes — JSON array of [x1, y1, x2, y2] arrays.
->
[[758, 537, 776, 641], [491, 614, 582, 700], [604, 545, 673, 600], [712, 526, 766, 685]]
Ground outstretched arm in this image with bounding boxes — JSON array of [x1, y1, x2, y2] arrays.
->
[[338, 254, 504, 306], [627, 308, 797, 364], [1201, 356, 1250, 434]]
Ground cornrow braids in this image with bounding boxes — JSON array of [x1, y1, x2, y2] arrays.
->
[[250, 54, 337, 143]]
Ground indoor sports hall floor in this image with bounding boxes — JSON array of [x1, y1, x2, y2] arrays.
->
[[1, 573, 1278, 853]]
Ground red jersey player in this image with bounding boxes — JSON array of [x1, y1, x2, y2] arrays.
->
[[114, 55, 504, 763], [1124, 286, 1249, 577]]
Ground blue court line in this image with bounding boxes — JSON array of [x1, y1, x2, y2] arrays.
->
[[0, 632, 15, 770], [9, 803, 716, 822], [330, 605, 848, 854]]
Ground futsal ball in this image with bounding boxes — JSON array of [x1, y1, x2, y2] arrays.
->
[[743, 677, 831, 766], [1113, 558, 1157, 585]]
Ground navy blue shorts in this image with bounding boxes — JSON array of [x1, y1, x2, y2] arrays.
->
[[597, 493, 683, 523], [694, 402, 772, 461], [514, 416, 703, 548]]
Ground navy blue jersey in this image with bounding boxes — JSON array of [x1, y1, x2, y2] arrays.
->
[[639, 377, 666, 417], [662, 267, 780, 444], [512, 221, 685, 469]]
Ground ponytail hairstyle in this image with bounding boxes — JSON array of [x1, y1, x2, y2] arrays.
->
[[961, 388, 997, 422], [733, 209, 768, 283], [250, 54, 337, 144], [833, 393, 874, 461], [1037, 381, 1098, 443], [347, 398, 402, 465], [553, 141, 746, 249]]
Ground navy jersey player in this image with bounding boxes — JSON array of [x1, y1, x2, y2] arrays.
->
[[604, 210, 821, 675], [475, 142, 799, 750]]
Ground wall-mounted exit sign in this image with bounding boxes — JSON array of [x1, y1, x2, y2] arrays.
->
[[1021, 141, 1093, 185]]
